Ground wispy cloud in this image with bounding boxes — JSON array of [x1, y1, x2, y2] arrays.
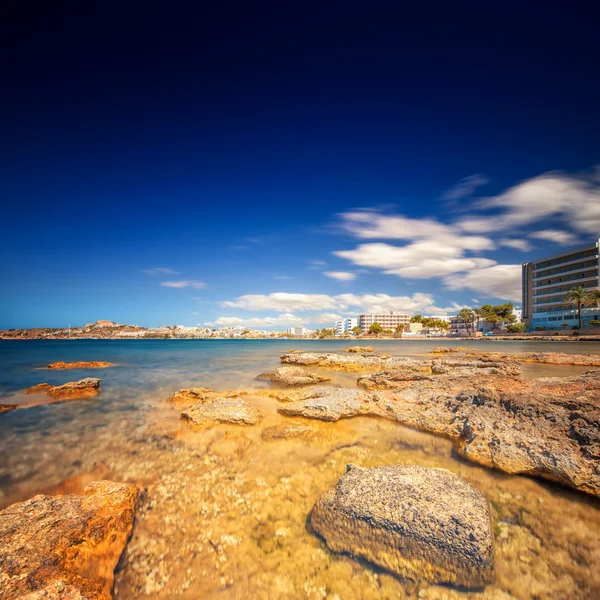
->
[[529, 229, 579, 245], [498, 238, 532, 251], [323, 271, 356, 281], [442, 174, 489, 201], [142, 267, 179, 275], [205, 313, 304, 328], [273, 275, 293, 280], [161, 280, 206, 289]]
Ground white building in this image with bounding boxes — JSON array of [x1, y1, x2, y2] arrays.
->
[[424, 315, 452, 323], [287, 326, 309, 336], [358, 312, 410, 331], [334, 318, 358, 335]]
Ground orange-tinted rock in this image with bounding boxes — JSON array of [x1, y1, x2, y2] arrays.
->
[[0, 480, 138, 599], [0, 404, 17, 414], [47, 361, 116, 369], [167, 387, 246, 408], [23, 378, 101, 401]]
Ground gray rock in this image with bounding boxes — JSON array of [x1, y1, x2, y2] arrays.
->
[[181, 397, 262, 429], [256, 366, 331, 387], [278, 387, 377, 421], [311, 464, 494, 587]]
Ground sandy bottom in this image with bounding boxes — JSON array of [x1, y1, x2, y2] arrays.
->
[[1, 363, 599, 599]]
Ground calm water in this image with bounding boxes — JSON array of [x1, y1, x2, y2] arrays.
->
[[1, 339, 600, 599]]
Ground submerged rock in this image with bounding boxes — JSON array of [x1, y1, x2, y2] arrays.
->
[[311, 464, 494, 587], [261, 422, 321, 441], [381, 370, 600, 497], [431, 346, 468, 353], [181, 397, 262, 429], [280, 351, 429, 373], [23, 378, 101, 401], [256, 366, 331, 387], [168, 387, 245, 408], [278, 387, 378, 421], [343, 346, 376, 353], [0, 480, 138, 599], [46, 361, 116, 369]]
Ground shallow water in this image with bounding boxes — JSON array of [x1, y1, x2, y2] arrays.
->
[[1, 339, 600, 599]]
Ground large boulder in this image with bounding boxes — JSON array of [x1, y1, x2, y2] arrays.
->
[[280, 351, 429, 373], [256, 366, 331, 387], [278, 387, 378, 422], [0, 480, 138, 599], [311, 464, 494, 587], [23, 378, 101, 401], [46, 361, 115, 369], [380, 370, 600, 497], [181, 397, 262, 429]]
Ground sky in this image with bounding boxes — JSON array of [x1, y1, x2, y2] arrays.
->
[[1, 2, 599, 329]]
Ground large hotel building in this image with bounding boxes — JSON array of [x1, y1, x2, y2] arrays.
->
[[358, 312, 411, 331], [522, 239, 600, 330]]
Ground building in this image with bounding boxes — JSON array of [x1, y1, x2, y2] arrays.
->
[[358, 312, 410, 331], [286, 326, 309, 336], [522, 239, 600, 330], [334, 318, 358, 335], [424, 315, 452, 324]]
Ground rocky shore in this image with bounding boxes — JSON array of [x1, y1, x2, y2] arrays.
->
[[2, 346, 600, 598]]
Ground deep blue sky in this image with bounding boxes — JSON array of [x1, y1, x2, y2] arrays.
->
[[2, 2, 599, 329]]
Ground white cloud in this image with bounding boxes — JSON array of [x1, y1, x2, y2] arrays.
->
[[323, 271, 357, 281], [205, 313, 304, 328], [313, 313, 344, 323], [142, 267, 179, 275], [530, 229, 579, 245], [442, 174, 489, 201], [161, 280, 206, 289], [475, 172, 600, 234], [444, 265, 522, 302], [218, 292, 461, 316], [499, 238, 532, 251]]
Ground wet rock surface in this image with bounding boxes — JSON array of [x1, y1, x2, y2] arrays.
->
[[281, 351, 429, 372], [23, 378, 101, 401], [46, 361, 116, 369], [181, 397, 262, 429], [379, 370, 600, 497], [0, 480, 138, 600], [261, 421, 321, 441], [167, 387, 245, 408], [311, 464, 494, 587], [256, 366, 331, 387], [0, 404, 17, 414]]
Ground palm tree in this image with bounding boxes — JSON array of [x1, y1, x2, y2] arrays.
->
[[563, 286, 589, 329], [586, 288, 600, 308], [457, 307, 476, 336]]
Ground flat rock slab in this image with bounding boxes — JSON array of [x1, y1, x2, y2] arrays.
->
[[278, 387, 378, 421], [46, 361, 116, 369], [431, 347, 468, 353], [311, 464, 494, 588], [280, 351, 429, 373], [0, 480, 138, 599], [181, 397, 262, 429], [256, 366, 331, 387], [466, 351, 600, 367], [23, 378, 101, 402]]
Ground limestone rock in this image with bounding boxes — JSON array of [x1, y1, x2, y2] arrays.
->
[[381, 370, 600, 497], [181, 397, 262, 429], [311, 464, 494, 587], [280, 351, 429, 373], [430, 357, 521, 377], [256, 366, 331, 387], [23, 378, 101, 401], [278, 387, 378, 421], [0, 404, 17, 414], [431, 346, 468, 353], [46, 361, 115, 369], [466, 351, 600, 367], [343, 346, 376, 353], [0, 480, 138, 599]]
